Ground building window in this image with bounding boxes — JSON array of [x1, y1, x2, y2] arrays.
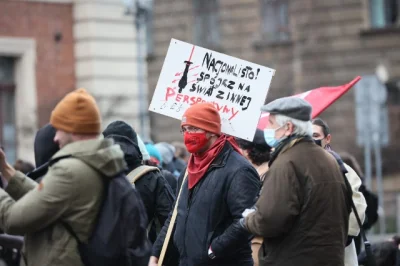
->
[[386, 79, 400, 106], [261, 0, 290, 42], [0, 57, 16, 164], [369, 0, 400, 28], [193, 0, 220, 48]]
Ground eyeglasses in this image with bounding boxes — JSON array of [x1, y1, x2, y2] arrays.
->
[[180, 126, 204, 134]]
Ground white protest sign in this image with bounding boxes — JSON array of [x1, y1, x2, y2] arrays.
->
[[149, 39, 275, 141]]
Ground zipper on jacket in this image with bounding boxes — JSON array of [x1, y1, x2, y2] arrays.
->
[[179, 147, 229, 260]]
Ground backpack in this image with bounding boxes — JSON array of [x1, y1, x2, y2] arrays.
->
[[127, 165, 161, 234], [127, 165, 160, 184], [52, 155, 151, 266]]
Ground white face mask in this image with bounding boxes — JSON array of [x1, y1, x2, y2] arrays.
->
[[263, 124, 286, 148]]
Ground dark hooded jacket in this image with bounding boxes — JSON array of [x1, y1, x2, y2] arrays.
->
[[103, 122, 175, 243], [27, 124, 59, 182], [153, 142, 260, 266]]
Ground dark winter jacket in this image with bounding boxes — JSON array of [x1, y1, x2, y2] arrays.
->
[[153, 143, 260, 266], [161, 169, 178, 195], [358, 239, 398, 266]]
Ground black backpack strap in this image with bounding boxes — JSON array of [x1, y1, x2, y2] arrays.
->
[[61, 221, 82, 244], [48, 155, 73, 167]]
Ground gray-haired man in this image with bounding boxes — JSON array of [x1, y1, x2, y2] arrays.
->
[[240, 96, 351, 266]]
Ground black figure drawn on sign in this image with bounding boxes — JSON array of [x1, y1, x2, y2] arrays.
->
[[178, 60, 193, 93], [178, 45, 195, 94]]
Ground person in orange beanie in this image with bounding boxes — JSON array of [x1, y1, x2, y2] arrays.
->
[[0, 88, 140, 266], [150, 102, 260, 266], [50, 88, 102, 148]]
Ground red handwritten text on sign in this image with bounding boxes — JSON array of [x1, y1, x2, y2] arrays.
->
[[165, 87, 239, 120]]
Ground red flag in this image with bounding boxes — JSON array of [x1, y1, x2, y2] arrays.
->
[[257, 76, 362, 129]]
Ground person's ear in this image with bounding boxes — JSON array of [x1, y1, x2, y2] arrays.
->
[[326, 134, 332, 144], [285, 122, 294, 136]]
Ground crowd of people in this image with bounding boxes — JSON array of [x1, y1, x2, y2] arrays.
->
[[0, 87, 392, 266]]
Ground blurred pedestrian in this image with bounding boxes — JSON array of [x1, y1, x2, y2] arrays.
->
[[13, 160, 34, 175], [103, 121, 175, 243], [145, 143, 177, 193], [172, 141, 190, 163], [0, 88, 129, 265], [313, 118, 368, 265], [26, 124, 60, 182]]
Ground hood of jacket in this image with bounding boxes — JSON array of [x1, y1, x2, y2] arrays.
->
[[102, 121, 143, 171], [34, 124, 59, 168], [137, 134, 150, 161], [52, 138, 126, 177], [103, 134, 143, 172]]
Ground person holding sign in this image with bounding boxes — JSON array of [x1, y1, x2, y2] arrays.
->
[[240, 97, 351, 266], [149, 102, 260, 266]]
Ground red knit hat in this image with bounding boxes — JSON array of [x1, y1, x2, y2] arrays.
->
[[181, 103, 221, 135]]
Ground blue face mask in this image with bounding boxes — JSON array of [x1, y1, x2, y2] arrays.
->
[[263, 125, 285, 148]]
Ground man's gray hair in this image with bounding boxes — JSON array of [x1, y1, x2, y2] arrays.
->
[[275, 114, 313, 137]]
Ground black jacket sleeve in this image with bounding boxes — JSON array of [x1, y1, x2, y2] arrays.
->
[[154, 172, 175, 227], [161, 170, 178, 196], [210, 167, 260, 257]]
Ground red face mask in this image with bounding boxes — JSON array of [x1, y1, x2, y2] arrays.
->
[[183, 132, 209, 153]]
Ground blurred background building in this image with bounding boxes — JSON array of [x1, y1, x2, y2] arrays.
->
[[148, 0, 400, 174], [0, 0, 150, 164]]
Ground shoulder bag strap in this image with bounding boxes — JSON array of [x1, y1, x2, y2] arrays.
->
[[158, 170, 188, 266]]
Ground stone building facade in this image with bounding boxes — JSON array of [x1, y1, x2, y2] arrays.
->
[[0, 0, 148, 164], [147, 0, 400, 174]]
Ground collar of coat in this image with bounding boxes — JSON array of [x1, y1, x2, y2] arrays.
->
[[269, 135, 313, 166]]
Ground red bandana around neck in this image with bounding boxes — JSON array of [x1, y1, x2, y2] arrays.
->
[[187, 135, 242, 189]]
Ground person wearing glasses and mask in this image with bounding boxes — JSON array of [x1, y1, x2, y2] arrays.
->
[[150, 102, 259, 266]]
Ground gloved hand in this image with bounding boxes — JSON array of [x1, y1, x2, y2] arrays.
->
[[242, 206, 257, 218]]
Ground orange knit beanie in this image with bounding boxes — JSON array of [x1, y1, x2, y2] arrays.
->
[[50, 88, 101, 134], [181, 102, 221, 135]]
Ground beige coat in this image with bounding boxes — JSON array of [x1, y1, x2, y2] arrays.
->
[[0, 139, 126, 266], [344, 163, 367, 266]]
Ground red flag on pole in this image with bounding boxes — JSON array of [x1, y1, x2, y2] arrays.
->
[[257, 76, 362, 129]]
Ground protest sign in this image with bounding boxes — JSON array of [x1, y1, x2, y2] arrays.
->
[[149, 39, 275, 140]]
